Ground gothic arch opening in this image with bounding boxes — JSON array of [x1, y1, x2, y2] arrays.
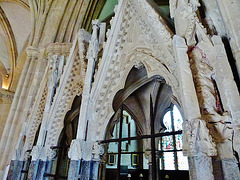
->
[[48, 95, 81, 179], [99, 66, 189, 180]]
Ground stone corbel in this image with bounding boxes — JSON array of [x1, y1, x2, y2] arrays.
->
[[0, 89, 14, 103]]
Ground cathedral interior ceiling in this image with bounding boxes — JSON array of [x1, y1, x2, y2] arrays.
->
[[0, 0, 30, 90]]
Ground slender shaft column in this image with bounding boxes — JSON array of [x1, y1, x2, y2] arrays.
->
[[67, 159, 81, 180], [0, 47, 38, 177], [76, 20, 100, 140], [90, 160, 100, 180], [215, 0, 240, 77], [211, 36, 240, 179], [67, 139, 82, 180], [0, 54, 30, 177]]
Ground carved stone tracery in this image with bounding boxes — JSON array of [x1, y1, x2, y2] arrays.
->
[[91, 1, 183, 138], [45, 31, 88, 146]]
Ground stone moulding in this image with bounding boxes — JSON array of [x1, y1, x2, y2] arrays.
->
[[45, 30, 90, 147], [89, 0, 180, 140]]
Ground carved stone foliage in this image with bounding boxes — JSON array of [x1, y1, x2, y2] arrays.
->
[[45, 31, 87, 146], [92, 142, 104, 161], [91, 1, 181, 139]]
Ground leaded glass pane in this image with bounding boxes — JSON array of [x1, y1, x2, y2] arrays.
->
[[175, 134, 183, 150], [173, 105, 183, 131], [162, 136, 174, 150], [177, 151, 189, 170], [112, 123, 119, 139], [163, 111, 172, 132], [163, 152, 175, 170]]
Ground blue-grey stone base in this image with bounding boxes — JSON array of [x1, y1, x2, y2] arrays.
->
[[7, 160, 15, 180], [36, 160, 46, 180], [27, 160, 38, 180], [45, 160, 53, 175], [7, 160, 24, 180], [14, 161, 24, 180], [188, 153, 214, 180], [67, 160, 81, 180], [90, 161, 100, 180], [79, 160, 91, 180], [221, 158, 240, 180]]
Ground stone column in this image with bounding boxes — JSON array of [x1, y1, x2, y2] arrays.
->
[[0, 47, 34, 178], [36, 146, 56, 180], [27, 145, 42, 180], [173, 35, 215, 180], [67, 139, 82, 180], [76, 20, 100, 140], [215, 0, 240, 77], [211, 36, 240, 180], [90, 142, 104, 180], [79, 161, 91, 180], [144, 150, 152, 180]]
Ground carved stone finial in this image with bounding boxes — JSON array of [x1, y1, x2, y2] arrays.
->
[[92, 19, 100, 26]]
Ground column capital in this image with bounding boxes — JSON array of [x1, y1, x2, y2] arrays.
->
[[68, 139, 82, 161], [31, 145, 42, 161], [30, 145, 56, 161], [92, 142, 104, 161]]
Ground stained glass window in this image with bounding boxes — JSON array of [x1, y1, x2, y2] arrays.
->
[[163, 152, 175, 170], [163, 111, 172, 132], [173, 105, 183, 131], [162, 136, 174, 150], [159, 105, 189, 170]]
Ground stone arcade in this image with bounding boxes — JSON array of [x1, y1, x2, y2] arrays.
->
[[0, 0, 240, 179]]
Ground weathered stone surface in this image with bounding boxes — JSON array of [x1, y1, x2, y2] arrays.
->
[[36, 160, 46, 180], [90, 161, 100, 180], [67, 160, 80, 180], [27, 161, 37, 180], [79, 160, 91, 180]]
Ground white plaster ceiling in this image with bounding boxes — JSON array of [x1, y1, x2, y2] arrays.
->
[[0, 33, 9, 71], [1, 2, 30, 54], [0, 1, 30, 88]]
